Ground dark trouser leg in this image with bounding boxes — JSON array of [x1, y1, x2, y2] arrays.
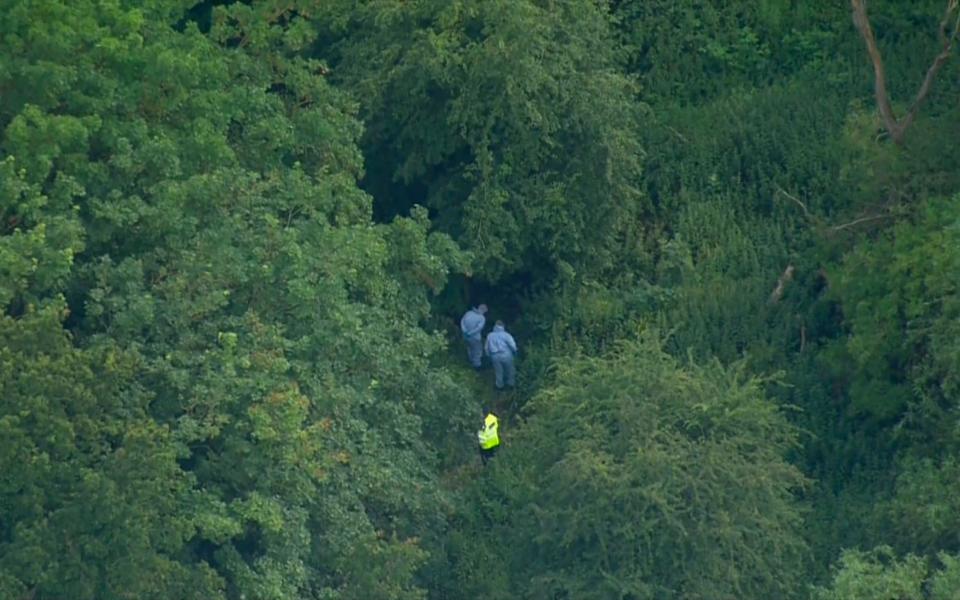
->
[[480, 446, 497, 465]]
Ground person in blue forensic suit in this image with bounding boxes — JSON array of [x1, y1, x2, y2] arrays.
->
[[460, 304, 488, 369], [484, 320, 518, 390]]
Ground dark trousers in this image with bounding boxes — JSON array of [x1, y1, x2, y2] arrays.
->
[[480, 445, 498, 465]]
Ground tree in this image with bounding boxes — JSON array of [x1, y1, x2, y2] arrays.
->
[[815, 546, 960, 600], [1, 140, 219, 599], [317, 0, 646, 284], [825, 196, 960, 440], [2, 1, 469, 597], [452, 336, 808, 599], [0, 303, 224, 600]]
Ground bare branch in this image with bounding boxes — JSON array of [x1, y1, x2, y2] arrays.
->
[[938, 0, 960, 46], [774, 185, 814, 221], [850, 0, 960, 144], [829, 213, 892, 232], [665, 125, 688, 144], [902, 0, 960, 130], [851, 0, 901, 140], [769, 265, 795, 305], [775, 184, 893, 234]]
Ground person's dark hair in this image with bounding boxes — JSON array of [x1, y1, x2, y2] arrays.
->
[[495, 320, 504, 327]]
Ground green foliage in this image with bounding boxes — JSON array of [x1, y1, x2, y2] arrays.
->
[[0, 303, 223, 600], [612, 0, 850, 103], [827, 197, 960, 434], [3, 0, 960, 597], [644, 79, 853, 222], [462, 337, 808, 599], [838, 103, 960, 210], [815, 547, 960, 600], [1, 1, 468, 598], [319, 0, 646, 283], [0, 157, 84, 309], [657, 200, 799, 366], [880, 457, 960, 556]]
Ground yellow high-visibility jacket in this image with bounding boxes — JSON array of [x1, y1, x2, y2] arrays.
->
[[477, 413, 500, 450]]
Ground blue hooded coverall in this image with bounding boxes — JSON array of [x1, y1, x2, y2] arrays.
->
[[460, 307, 486, 368], [485, 324, 517, 389]]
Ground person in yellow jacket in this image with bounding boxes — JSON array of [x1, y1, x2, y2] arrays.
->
[[477, 409, 500, 465]]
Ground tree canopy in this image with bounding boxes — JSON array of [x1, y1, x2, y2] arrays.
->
[[2, 0, 960, 598]]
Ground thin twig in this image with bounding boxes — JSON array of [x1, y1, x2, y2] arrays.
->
[[830, 213, 891, 232], [776, 184, 893, 233], [774, 185, 813, 221], [665, 125, 688, 144]]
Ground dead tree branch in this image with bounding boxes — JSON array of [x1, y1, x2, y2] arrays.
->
[[769, 265, 795, 305], [829, 213, 892, 232], [774, 185, 814, 221], [851, 0, 960, 144], [775, 184, 892, 233]]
